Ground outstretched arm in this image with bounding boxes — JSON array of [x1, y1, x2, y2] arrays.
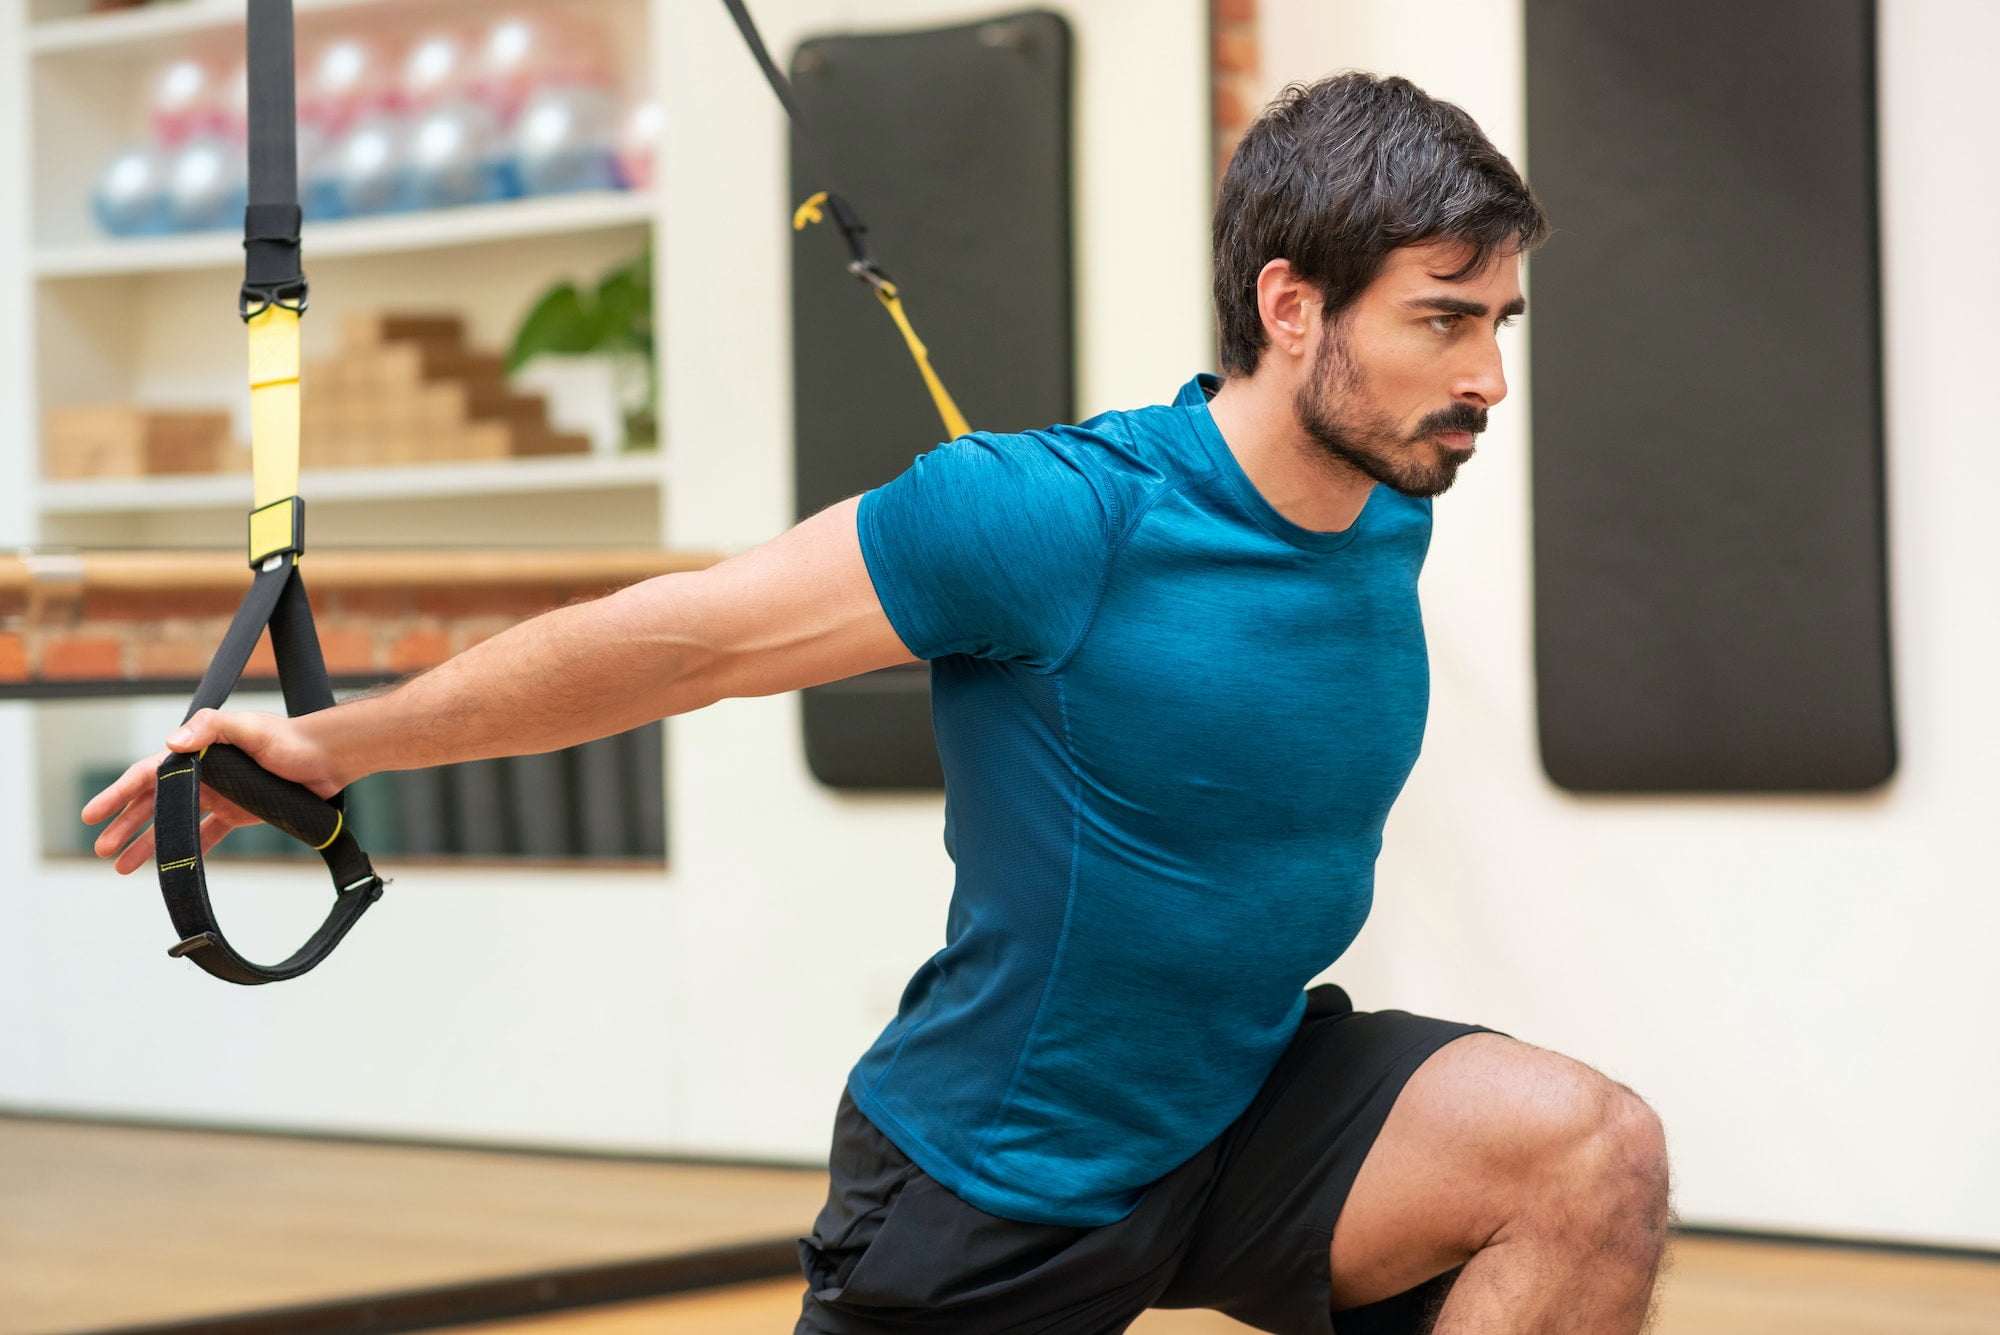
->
[[83, 498, 914, 872]]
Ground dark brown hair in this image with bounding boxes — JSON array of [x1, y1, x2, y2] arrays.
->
[[1213, 72, 1551, 375]]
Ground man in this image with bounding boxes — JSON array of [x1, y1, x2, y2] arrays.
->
[[88, 73, 1669, 1334]]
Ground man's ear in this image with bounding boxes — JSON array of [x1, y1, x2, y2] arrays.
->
[[1256, 258, 1317, 362]]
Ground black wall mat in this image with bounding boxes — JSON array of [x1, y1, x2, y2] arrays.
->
[[357, 722, 665, 862], [789, 11, 1074, 790], [1526, 0, 1895, 792]]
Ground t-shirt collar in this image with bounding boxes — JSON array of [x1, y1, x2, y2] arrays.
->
[[1175, 374, 1371, 553]]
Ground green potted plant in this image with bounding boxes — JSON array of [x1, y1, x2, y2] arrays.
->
[[507, 246, 656, 452]]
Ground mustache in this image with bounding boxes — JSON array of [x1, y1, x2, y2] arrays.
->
[[1413, 402, 1488, 443]]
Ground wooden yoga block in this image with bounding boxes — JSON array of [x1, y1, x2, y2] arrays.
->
[[44, 406, 233, 478], [301, 310, 592, 466], [449, 421, 515, 461], [341, 312, 466, 349], [465, 389, 552, 427], [510, 428, 591, 458]]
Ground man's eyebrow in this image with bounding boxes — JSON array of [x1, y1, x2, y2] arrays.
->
[[1401, 294, 1529, 319]]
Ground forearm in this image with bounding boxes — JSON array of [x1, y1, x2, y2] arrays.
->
[[285, 499, 909, 788], [87, 500, 906, 877], [303, 575, 716, 785]]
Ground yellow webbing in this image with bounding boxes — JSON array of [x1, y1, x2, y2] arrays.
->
[[246, 305, 301, 562], [794, 192, 971, 441]]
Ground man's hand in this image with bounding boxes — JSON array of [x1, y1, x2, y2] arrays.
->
[[81, 709, 348, 876]]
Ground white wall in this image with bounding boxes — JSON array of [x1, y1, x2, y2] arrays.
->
[[9, 0, 1991, 1255], [0, 0, 1210, 1162], [1262, 0, 2000, 1248]]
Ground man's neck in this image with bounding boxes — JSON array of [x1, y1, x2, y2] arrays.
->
[[1205, 373, 1376, 534]]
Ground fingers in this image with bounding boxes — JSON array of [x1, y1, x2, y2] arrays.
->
[[169, 706, 282, 756], [167, 707, 223, 753], [88, 708, 314, 875], [162, 708, 342, 797], [93, 775, 264, 874], [93, 788, 157, 861], [112, 825, 158, 877], [199, 814, 235, 857], [81, 749, 169, 826], [200, 784, 261, 829], [85, 750, 169, 869], [110, 804, 258, 875]]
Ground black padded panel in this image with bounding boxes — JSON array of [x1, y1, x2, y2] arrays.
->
[[790, 11, 1073, 790], [802, 663, 944, 789], [1526, 0, 1895, 792]]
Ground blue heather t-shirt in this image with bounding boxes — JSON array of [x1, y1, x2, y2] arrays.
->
[[850, 374, 1432, 1227]]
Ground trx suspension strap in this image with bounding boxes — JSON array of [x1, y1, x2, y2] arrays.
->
[[719, 0, 970, 440], [153, 0, 385, 985]]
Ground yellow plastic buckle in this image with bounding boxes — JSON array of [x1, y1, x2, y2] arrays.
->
[[248, 496, 304, 567]]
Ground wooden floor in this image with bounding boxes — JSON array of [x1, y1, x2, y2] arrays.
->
[[446, 1280, 1249, 1333], [447, 1238, 2000, 1335], [0, 1118, 826, 1335], [5, 1116, 1997, 1335]]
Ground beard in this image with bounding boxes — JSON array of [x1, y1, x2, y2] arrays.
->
[[1293, 323, 1487, 499]]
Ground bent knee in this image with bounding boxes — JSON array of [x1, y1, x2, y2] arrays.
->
[[1599, 1083, 1669, 1179], [1368, 1036, 1669, 1261], [1538, 1069, 1670, 1232], [1484, 1049, 1669, 1205]]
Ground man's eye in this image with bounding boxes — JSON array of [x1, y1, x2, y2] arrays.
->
[[1427, 314, 1460, 333], [1497, 315, 1519, 330]]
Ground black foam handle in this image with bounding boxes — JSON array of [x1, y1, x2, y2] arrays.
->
[[198, 743, 342, 849]]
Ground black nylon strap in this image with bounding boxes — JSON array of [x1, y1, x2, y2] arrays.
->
[[267, 560, 335, 722], [718, 0, 889, 285], [157, 0, 383, 986], [156, 747, 381, 988], [719, 0, 820, 172], [184, 559, 293, 720], [242, 0, 305, 313], [162, 0, 380, 979], [158, 555, 384, 986], [245, 0, 297, 207]]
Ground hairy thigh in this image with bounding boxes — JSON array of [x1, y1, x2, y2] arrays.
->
[[1326, 1033, 1664, 1309]]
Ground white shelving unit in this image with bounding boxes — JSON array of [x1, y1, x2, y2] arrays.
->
[[39, 450, 667, 514], [19, 0, 664, 553], [30, 0, 407, 53], [34, 189, 654, 279], [14, 0, 670, 826]]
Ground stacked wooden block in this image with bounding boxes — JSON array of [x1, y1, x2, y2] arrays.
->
[[43, 407, 233, 478], [301, 313, 590, 468], [40, 313, 589, 480]]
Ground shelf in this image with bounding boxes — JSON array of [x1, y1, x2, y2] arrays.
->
[[38, 451, 667, 514], [31, 0, 425, 55], [34, 190, 654, 280]]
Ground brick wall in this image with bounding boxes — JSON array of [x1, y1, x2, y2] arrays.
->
[[0, 552, 713, 693], [1213, 0, 1260, 175]]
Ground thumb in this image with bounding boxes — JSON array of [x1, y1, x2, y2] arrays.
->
[[167, 707, 243, 753]]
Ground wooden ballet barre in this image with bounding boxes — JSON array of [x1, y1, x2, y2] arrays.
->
[[0, 548, 723, 601]]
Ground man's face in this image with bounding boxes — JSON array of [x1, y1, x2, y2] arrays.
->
[[1294, 241, 1524, 498]]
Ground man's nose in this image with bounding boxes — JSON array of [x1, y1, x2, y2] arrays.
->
[[1458, 339, 1508, 409]]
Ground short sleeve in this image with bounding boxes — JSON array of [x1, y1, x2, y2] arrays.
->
[[857, 431, 1115, 667]]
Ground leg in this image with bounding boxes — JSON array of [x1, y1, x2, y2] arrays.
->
[[1327, 1034, 1670, 1334]]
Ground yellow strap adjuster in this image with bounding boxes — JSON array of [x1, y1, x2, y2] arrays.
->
[[794, 191, 971, 441], [872, 283, 970, 440]]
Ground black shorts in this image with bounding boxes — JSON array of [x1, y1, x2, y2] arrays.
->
[[796, 985, 1488, 1335]]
